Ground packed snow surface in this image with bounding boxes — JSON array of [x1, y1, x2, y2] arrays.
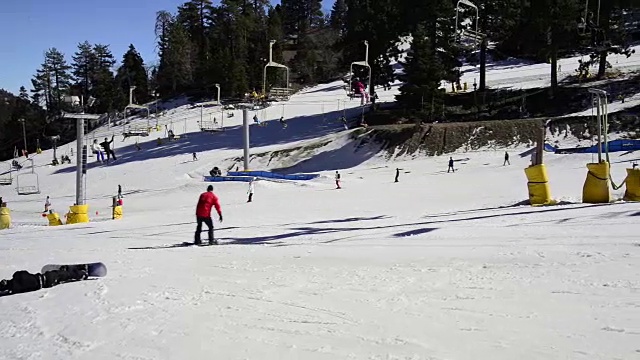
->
[[1, 47, 639, 360]]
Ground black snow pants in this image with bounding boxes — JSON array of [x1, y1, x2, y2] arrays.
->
[[195, 216, 214, 243]]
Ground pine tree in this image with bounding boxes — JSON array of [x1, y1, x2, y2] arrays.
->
[[155, 10, 176, 96], [116, 45, 149, 105], [31, 48, 72, 115], [72, 41, 96, 101], [92, 44, 121, 112], [330, 0, 347, 35], [164, 21, 193, 94], [591, 0, 636, 78], [18, 86, 30, 102], [176, 0, 214, 90], [396, 24, 444, 114]]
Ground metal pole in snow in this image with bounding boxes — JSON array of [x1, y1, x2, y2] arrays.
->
[[243, 109, 250, 171]]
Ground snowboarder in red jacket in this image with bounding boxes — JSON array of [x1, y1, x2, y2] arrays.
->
[[195, 185, 223, 245]]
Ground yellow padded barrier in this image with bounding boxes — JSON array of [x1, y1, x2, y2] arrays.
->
[[67, 204, 90, 224], [0, 207, 11, 230], [624, 168, 640, 202], [583, 162, 611, 203], [524, 164, 553, 205], [113, 205, 123, 220], [47, 212, 63, 226]]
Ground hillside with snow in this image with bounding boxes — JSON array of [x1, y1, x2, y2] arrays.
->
[[1, 47, 639, 360]]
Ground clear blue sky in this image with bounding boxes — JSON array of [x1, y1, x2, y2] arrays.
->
[[0, 0, 333, 96]]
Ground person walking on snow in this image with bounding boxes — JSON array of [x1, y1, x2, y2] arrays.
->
[[43, 196, 51, 213], [247, 178, 255, 202], [91, 140, 105, 163], [503, 151, 510, 166], [395, 168, 400, 183], [335, 171, 341, 189], [195, 185, 223, 245], [447, 157, 455, 173], [100, 135, 117, 161]]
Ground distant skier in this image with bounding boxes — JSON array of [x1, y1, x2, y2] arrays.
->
[[448, 157, 455, 173], [335, 171, 341, 189], [395, 168, 400, 183], [247, 178, 255, 202], [118, 185, 122, 198], [253, 114, 261, 125], [0, 265, 88, 295], [279, 117, 287, 129], [194, 185, 223, 245], [100, 135, 117, 161], [340, 116, 348, 130], [192, 152, 198, 161], [503, 151, 510, 166], [43, 196, 51, 213]]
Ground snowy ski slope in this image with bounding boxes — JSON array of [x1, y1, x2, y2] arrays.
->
[[0, 48, 639, 360]]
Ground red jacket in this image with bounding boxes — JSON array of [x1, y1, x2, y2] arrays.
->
[[196, 191, 221, 218]]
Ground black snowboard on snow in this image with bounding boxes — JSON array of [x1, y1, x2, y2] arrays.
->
[[42, 262, 107, 277], [182, 241, 218, 247]]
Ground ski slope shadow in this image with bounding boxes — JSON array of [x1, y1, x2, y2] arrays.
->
[[51, 106, 367, 174], [310, 215, 390, 224], [223, 203, 611, 245]]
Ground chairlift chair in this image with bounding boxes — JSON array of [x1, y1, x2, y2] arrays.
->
[[16, 159, 40, 195], [0, 164, 12, 185], [453, 0, 484, 52]]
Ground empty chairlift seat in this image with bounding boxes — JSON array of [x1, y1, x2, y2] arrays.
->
[[267, 88, 292, 102], [16, 159, 40, 195], [123, 125, 150, 138], [0, 164, 12, 185]]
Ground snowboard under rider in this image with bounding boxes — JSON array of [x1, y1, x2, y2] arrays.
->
[[0, 265, 88, 295], [195, 185, 223, 245]]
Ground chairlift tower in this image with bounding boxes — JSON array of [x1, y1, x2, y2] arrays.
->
[[350, 40, 372, 97], [262, 40, 290, 100], [61, 96, 101, 205], [589, 88, 609, 163]]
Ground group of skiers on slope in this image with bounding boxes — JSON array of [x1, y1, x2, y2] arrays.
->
[[91, 135, 117, 163], [253, 114, 287, 128]]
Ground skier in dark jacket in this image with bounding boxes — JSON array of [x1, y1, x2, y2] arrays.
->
[[448, 157, 455, 173], [100, 135, 117, 161], [503, 151, 510, 166], [0, 265, 88, 295]]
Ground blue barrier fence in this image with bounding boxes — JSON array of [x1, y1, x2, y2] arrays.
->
[[555, 139, 640, 154], [227, 171, 320, 181], [579, 139, 640, 153]]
